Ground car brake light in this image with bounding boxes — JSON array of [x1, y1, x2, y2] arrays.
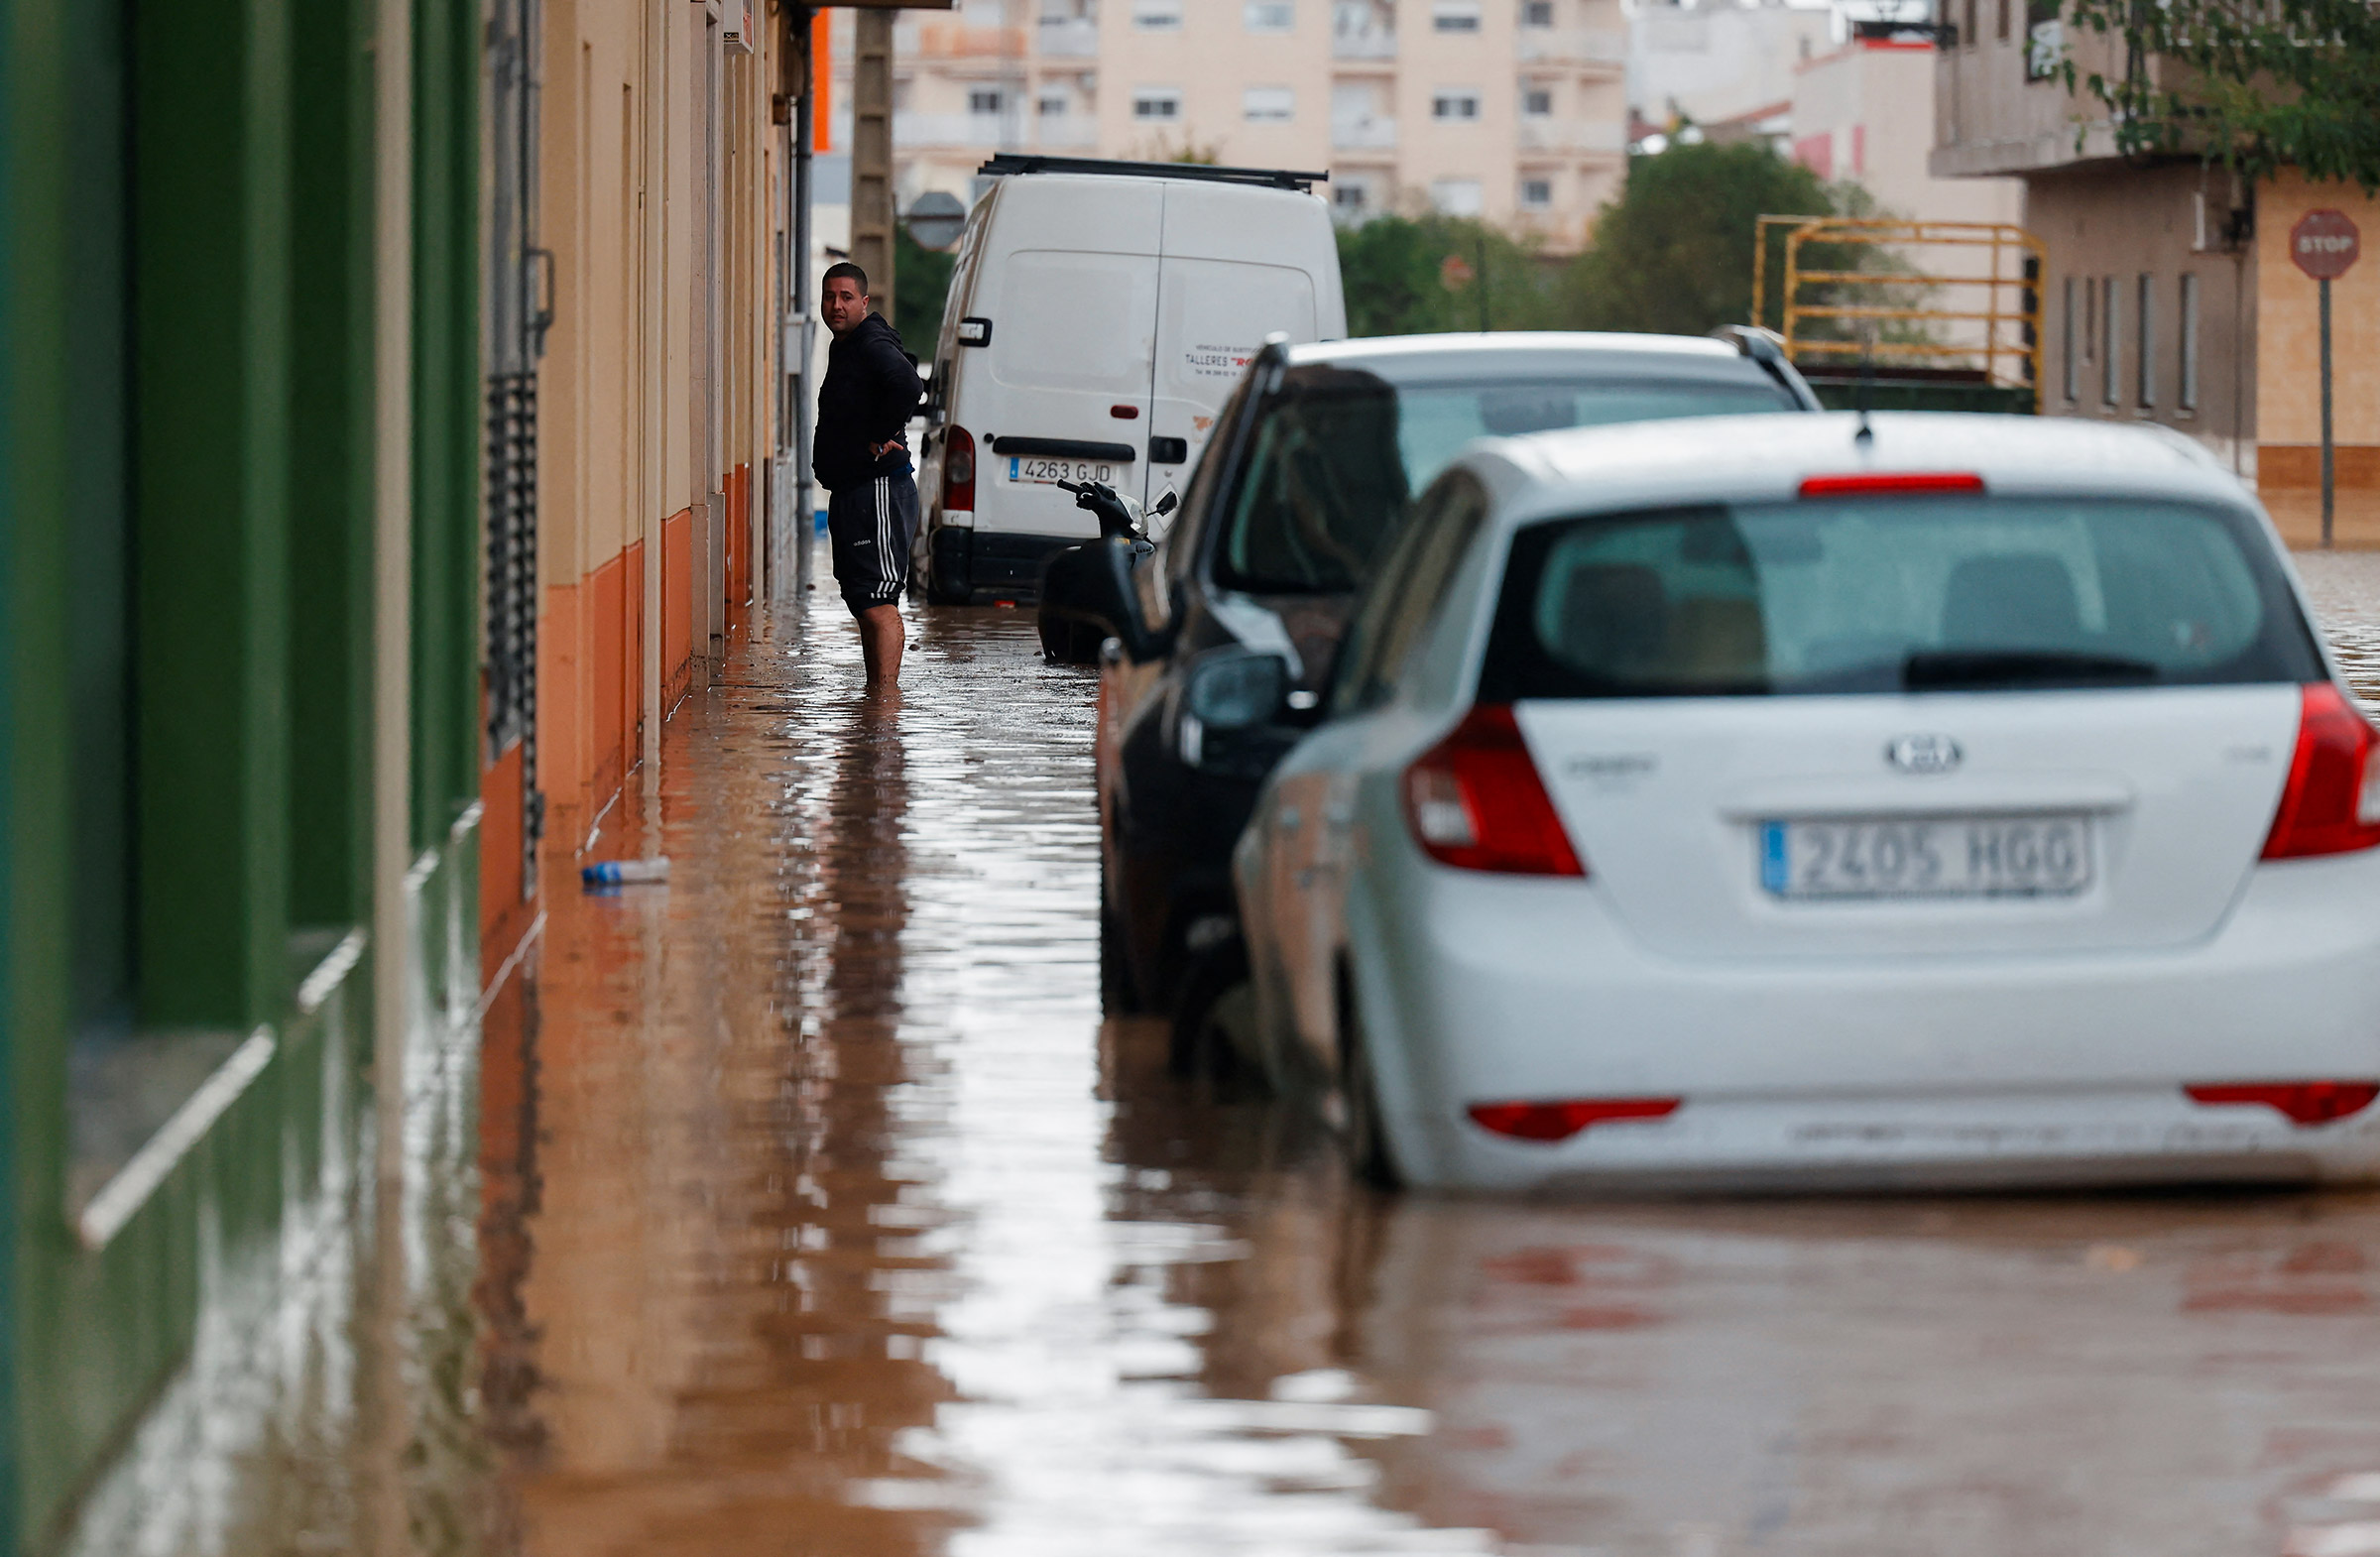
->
[[1798, 472, 1985, 498], [1469, 1098, 1681, 1141], [2260, 682, 2380, 860], [2184, 1082, 2380, 1126], [943, 424, 976, 514], [1403, 705, 1585, 876]]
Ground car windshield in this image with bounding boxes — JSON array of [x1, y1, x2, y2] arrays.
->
[[1214, 369, 1800, 596], [1478, 495, 2324, 700]]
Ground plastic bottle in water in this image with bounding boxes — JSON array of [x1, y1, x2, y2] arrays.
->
[[580, 857, 671, 887]]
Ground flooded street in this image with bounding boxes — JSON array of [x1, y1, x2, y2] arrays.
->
[[68, 554, 2380, 1557]]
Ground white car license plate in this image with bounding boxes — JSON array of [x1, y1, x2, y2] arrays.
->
[[1006, 455, 1119, 486], [1760, 814, 2092, 899]]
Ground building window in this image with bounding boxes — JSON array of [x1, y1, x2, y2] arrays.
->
[[1246, 0, 1296, 31], [1132, 0, 1183, 30], [2062, 276, 2078, 402], [1519, 177, 1553, 208], [1244, 85, 1295, 122], [1431, 178, 1484, 215], [1433, 89, 1482, 120], [2101, 275, 2119, 407], [2136, 272, 2156, 408], [1132, 88, 1182, 120], [1433, 0, 1483, 31], [1963, 0, 1977, 45], [1523, 0, 1556, 23], [1522, 85, 1553, 116], [1335, 180, 1370, 213], [2180, 271, 2201, 412], [1038, 94, 1068, 117], [1997, 0, 2011, 41], [969, 88, 1006, 116]]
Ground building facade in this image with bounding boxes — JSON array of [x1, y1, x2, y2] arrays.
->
[[0, 1, 792, 1548], [1933, 15, 2380, 492], [865, 0, 1629, 253]]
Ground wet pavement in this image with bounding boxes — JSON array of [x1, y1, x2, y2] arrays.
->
[[60, 543, 2380, 1557]]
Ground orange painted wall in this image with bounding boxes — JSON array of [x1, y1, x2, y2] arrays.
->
[[662, 507, 693, 708]]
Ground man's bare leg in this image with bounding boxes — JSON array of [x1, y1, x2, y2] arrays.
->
[[858, 603, 904, 686]]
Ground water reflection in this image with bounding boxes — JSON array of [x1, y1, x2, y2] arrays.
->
[[54, 565, 2380, 1557]]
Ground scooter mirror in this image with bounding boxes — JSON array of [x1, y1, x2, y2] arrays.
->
[[1152, 486, 1179, 518]]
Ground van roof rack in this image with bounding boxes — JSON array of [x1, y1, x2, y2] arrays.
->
[[976, 154, 1327, 193]]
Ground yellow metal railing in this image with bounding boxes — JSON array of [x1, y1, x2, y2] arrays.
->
[[1751, 216, 2045, 393]]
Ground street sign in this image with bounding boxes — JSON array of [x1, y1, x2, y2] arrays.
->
[[2292, 209, 2360, 281], [1439, 254, 1474, 292], [2291, 210, 2359, 545], [903, 190, 967, 252]]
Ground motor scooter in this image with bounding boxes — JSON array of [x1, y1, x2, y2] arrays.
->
[[1035, 479, 1175, 664]]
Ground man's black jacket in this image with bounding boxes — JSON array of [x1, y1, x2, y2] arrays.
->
[[813, 312, 919, 491]]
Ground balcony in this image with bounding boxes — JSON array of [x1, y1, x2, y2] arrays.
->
[[1516, 27, 1627, 66], [1330, 116, 1398, 151], [896, 111, 1100, 152], [1515, 117, 1627, 154], [903, 18, 1032, 61], [1037, 17, 1098, 58]]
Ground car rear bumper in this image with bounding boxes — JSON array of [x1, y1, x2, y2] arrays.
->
[[1354, 850, 2380, 1192], [928, 525, 1087, 603]]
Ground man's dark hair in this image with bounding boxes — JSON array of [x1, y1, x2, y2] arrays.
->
[[822, 260, 869, 295]]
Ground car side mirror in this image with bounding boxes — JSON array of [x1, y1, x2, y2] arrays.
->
[[1075, 535, 1164, 662]]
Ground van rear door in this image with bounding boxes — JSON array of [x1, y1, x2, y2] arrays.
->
[[1146, 183, 1325, 513], [975, 180, 1162, 540]]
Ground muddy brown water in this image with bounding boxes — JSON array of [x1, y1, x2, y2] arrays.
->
[[63, 554, 2380, 1557]]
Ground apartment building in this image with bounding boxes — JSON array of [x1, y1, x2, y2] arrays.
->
[[1934, 14, 2380, 491], [865, 0, 1629, 252]]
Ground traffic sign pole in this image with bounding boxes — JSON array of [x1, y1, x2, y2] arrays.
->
[[2322, 276, 2335, 546]]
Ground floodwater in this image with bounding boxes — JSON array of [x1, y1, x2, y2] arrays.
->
[[61, 548, 2380, 1557]]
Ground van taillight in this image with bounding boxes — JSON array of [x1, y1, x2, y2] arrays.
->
[[1402, 705, 1585, 876], [2184, 1082, 2380, 1126], [943, 425, 976, 514], [2260, 682, 2380, 860], [1468, 1098, 1680, 1140]]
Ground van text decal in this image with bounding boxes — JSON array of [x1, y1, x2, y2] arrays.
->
[[1183, 343, 1259, 380]]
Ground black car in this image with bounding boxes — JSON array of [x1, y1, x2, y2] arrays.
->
[[1071, 329, 1822, 1053]]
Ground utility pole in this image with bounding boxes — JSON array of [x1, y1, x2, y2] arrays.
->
[[852, 8, 895, 325]]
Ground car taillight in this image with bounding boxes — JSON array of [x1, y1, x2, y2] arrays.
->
[[1468, 1098, 1681, 1141], [2184, 1082, 2380, 1126], [1403, 705, 1585, 876], [2260, 682, 2380, 860], [943, 424, 976, 513]]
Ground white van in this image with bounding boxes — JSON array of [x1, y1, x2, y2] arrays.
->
[[917, 155, 1346, 605]]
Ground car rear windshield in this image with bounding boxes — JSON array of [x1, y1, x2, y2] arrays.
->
[[1477, 495, 2325, 700], [1215, 372, 1800, 596]]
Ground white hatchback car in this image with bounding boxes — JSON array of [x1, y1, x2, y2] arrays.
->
[[1233, 412, 2380, 1193]]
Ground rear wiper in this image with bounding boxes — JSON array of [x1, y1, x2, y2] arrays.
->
[[1901, 649, 2159, 689]]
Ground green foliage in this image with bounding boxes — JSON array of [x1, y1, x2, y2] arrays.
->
[[2062, 0, 2380, 192], [893, 222, 956, 350], [1558, 141, 1837, 336], [1334, 213, 1559, 337]]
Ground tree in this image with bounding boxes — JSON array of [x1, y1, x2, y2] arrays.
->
[[2061, 0, 2380, 192], [1334, 213, 1558, 337], [893, 222, 955, 350], [1557, 141, 1837, 336]]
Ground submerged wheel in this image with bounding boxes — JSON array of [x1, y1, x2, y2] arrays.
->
[[1099, 881, 1145, 1017], [1338, 972, 1403, 1191], [1169, 935, 1253, 1082]]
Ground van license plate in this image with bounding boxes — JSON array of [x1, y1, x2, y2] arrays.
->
[[1007, 456, 1117, 486], [1760, 814, 2092, 899]]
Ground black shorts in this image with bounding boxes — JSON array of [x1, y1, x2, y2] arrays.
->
[[826, 470, 919, 617]]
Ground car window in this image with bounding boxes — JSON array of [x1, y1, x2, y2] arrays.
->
[[1393, 376, 1800, 493], [1332, 471, 1489, 713], [1213, 368, 1800, 597], [1478, 496, 2324, 700]]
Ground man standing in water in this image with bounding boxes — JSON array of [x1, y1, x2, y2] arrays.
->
[[814, 262, 921, 687]]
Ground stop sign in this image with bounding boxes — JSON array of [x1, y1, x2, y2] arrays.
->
[[2292, 209, 2361, 281]]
